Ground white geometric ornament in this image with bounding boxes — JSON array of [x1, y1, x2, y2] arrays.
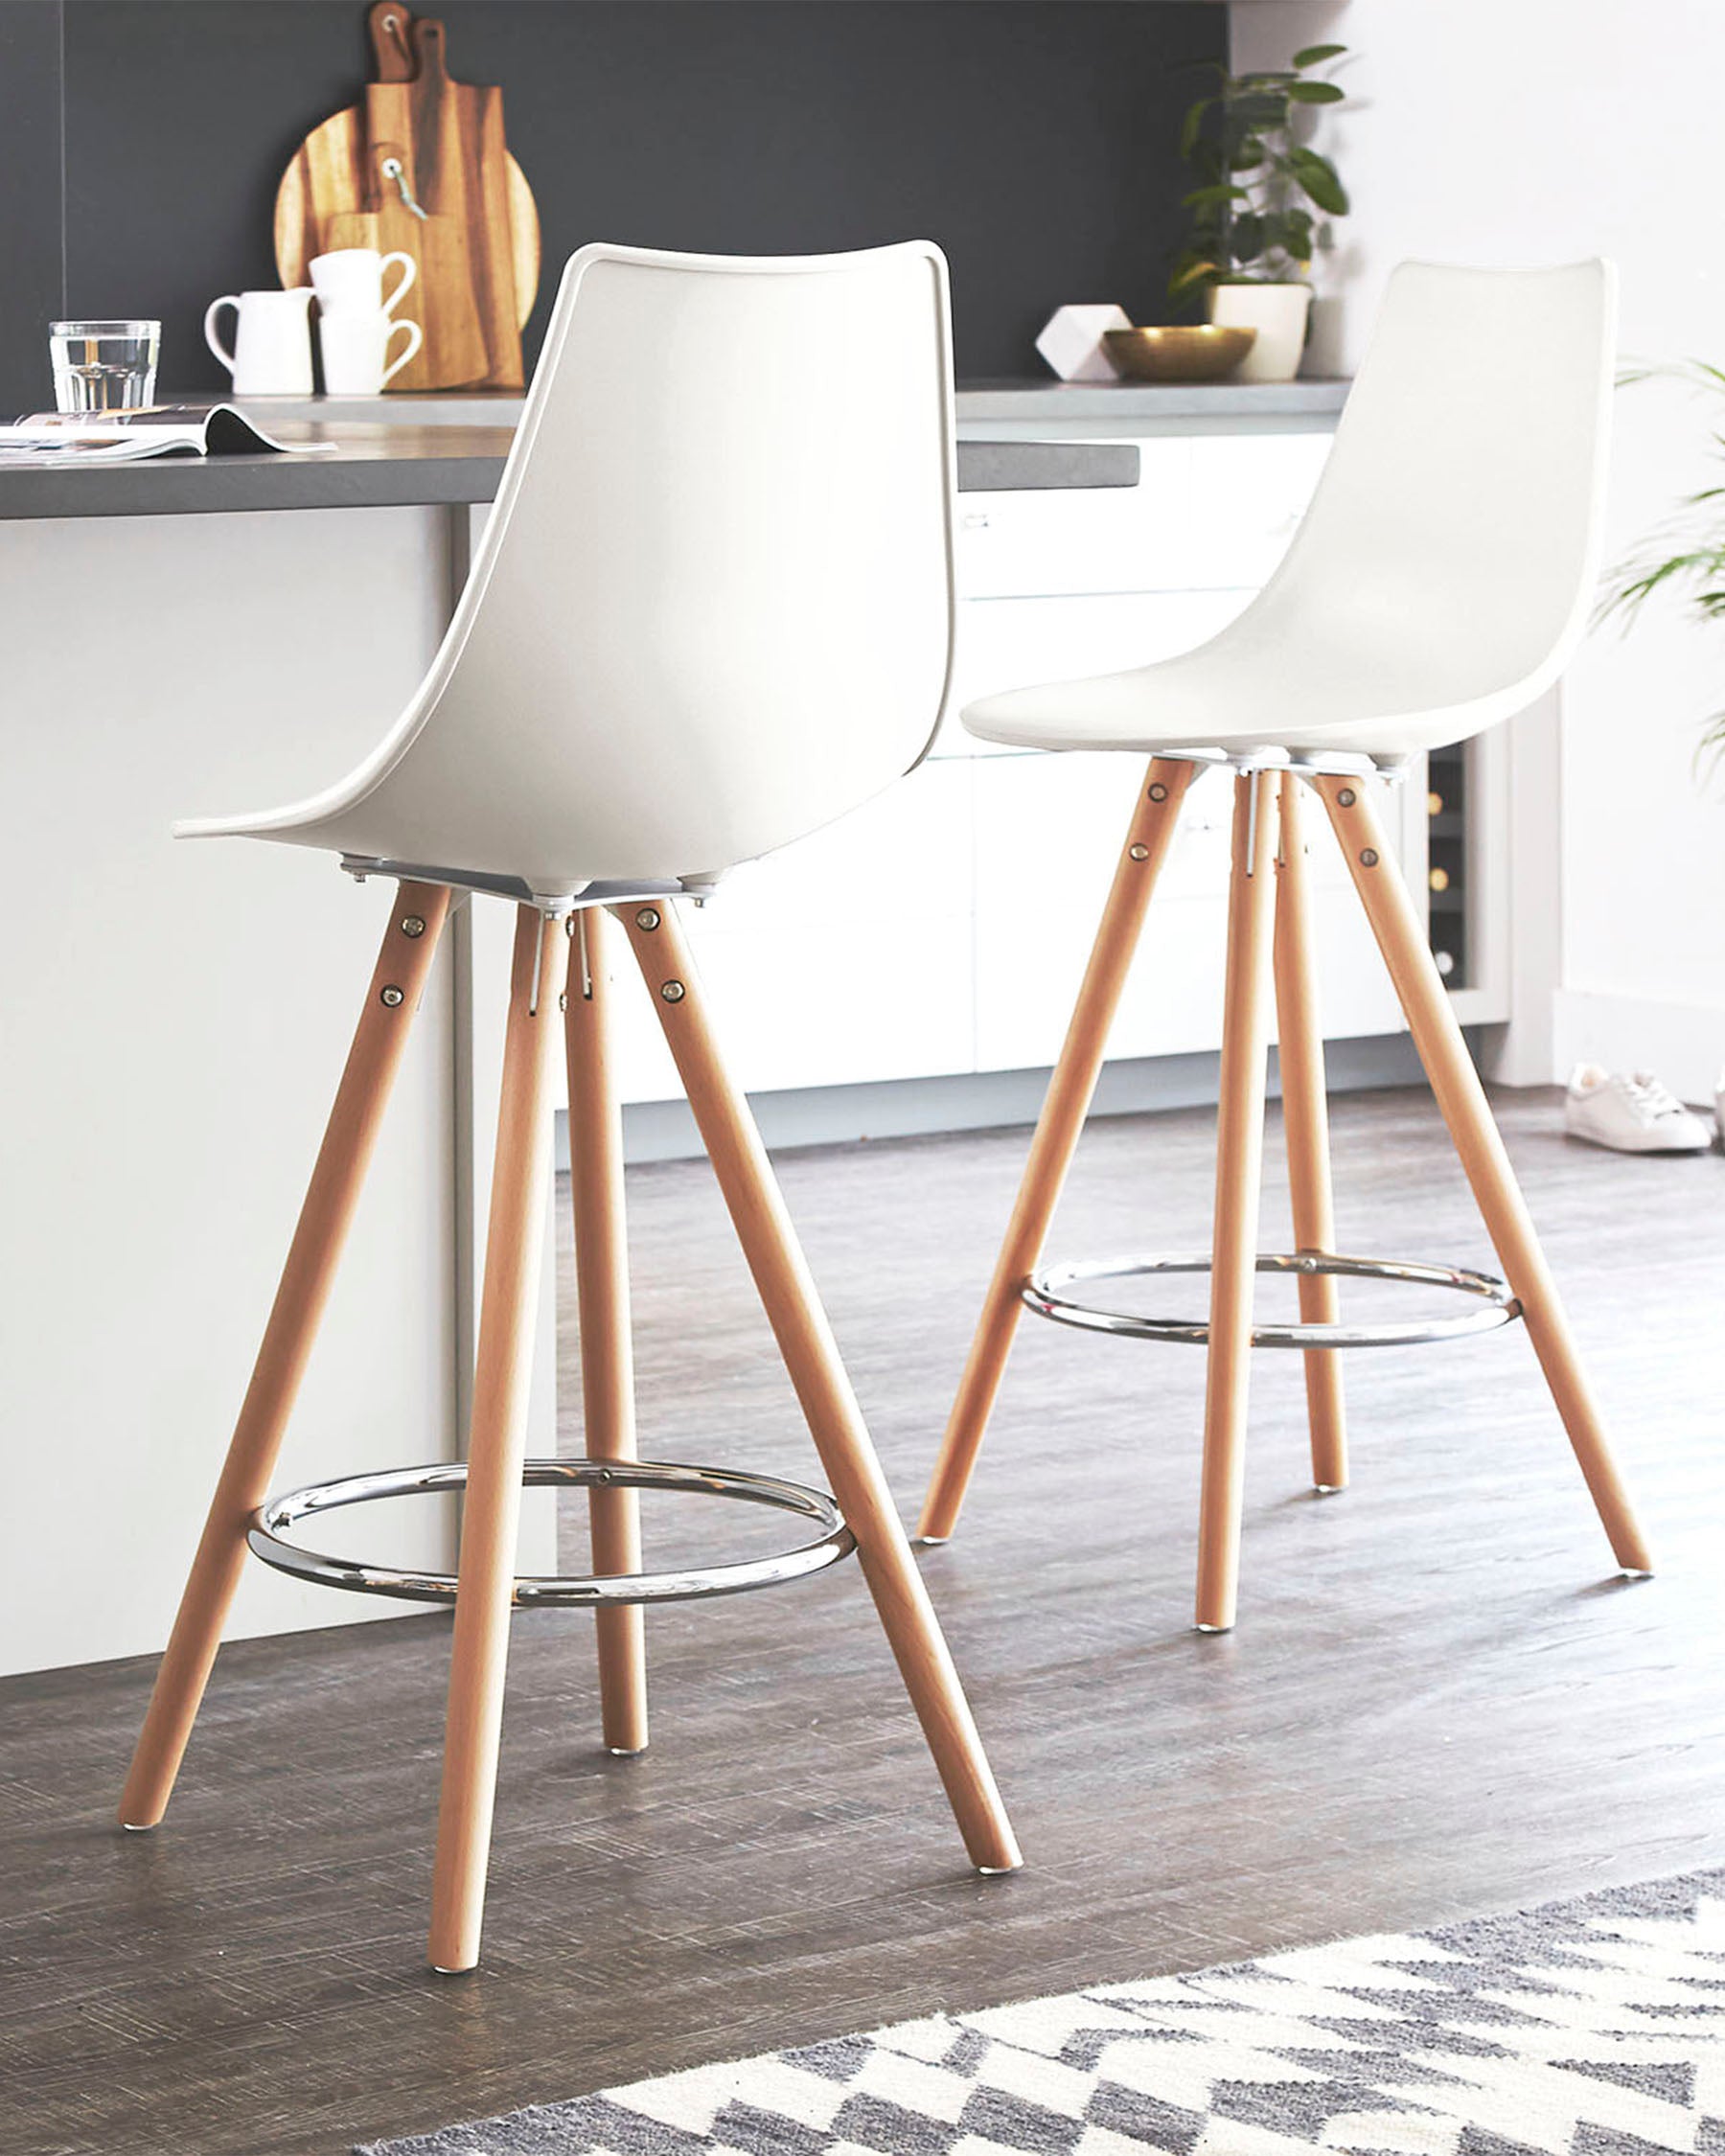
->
[[1034, 304, 1132, 381]]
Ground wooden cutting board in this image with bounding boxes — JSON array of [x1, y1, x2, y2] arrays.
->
[[273, 4, 539, 390]]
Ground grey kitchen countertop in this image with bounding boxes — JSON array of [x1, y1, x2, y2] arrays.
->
[[0, 371, 1362, 520], [954, 376, 1351, 421], [127, 378, 1349, 427], [0, 416, 1140, 522]]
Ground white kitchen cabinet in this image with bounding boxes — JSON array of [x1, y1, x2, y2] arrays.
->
[[972, 750, 1227, 1070], [970, 746, 1405, 1075], [951, 439, 1195, 603], [1184, 433, 1339, 589], [594, 756, 978, 1106], [682, 756, 977, 1095]]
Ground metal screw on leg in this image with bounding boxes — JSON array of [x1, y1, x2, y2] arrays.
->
[[1148, 783, 1168, 802], [634, 908, 661, 931], [1359, 848, 1380, 868], [380, 985, 405, 1008], [1129, 843, 1150, 861], [400, 915, 426, 939], [1337, 788, 1357, 807], [660, 980, 685, 1003]]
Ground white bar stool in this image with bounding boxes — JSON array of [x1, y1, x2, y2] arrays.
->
[[119, 241, 1021, 1973], [916, 261, 1652, 1631]]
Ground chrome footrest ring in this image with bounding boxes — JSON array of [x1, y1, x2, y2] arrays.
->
[[1023, 1250, 1519, 1349], [248, 1457, 857, 1607]]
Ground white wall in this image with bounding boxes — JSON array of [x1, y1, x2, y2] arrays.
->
[[1233, 0, 1725, 1098]]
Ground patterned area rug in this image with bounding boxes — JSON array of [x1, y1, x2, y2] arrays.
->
[[360, 1868, 1725, 2155]]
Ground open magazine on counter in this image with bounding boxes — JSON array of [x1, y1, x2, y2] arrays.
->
[[0, 405, 341, 464]]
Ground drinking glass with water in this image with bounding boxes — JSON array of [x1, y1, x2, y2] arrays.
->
[[50, 321, 160, 413]]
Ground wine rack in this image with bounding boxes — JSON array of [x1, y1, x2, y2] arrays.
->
[[1425, 741, 1469, 990]]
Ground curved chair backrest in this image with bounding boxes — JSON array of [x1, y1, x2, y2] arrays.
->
[[1233, 260, 1615, 748], [258, 242, 958, 898]]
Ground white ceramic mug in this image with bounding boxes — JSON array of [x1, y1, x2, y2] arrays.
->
[[203, 288, 315, 396], [309, 247, 417, 320], [319, 309, 424, 396]]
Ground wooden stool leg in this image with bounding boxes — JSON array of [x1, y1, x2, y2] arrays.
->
[[623, 903, 1023, 1875], [1273, 773, 1348, 1494], [427, 905, 564, 1974], [564, 908, 648, 1757], [1194, 770, 1278, 1634], [916, 756, 1197, 1543], [119, 883, 450, 1830], [1314, 773, 1652, 1576]]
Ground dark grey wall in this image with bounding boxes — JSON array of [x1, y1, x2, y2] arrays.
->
[[3, 0, 1225, 411], [0, 4, 66, 412]]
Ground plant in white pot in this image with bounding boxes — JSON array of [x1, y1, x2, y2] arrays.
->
[[1170, 43, 1350, 383]]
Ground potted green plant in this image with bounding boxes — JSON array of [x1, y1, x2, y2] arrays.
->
[[1170, 43, 1351, 382], [1600, 361, 1725, 764]]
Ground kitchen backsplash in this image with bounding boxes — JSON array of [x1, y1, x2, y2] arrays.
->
[[1, 0, 1225, 410]]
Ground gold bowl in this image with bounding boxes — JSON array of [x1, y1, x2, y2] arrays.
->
[[1101, 325, 1257, 383]]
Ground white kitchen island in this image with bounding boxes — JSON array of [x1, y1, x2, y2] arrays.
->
[[1, 387, 1438, 1681]]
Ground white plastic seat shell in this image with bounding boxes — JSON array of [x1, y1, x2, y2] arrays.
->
[[963, 261, 1616, 763], [174, 241, 960, 902]]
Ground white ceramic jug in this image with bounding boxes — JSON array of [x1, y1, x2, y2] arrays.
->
[[203, 288, 316, 397]]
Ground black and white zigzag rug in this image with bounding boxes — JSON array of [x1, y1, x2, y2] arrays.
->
[[361, 1867, 1725, 2156]]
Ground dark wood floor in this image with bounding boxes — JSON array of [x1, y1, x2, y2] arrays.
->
[[5, 1086, 1723, 2156]]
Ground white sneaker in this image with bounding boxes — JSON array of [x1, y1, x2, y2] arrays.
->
[[1565, 1064, 1713, 1154]]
